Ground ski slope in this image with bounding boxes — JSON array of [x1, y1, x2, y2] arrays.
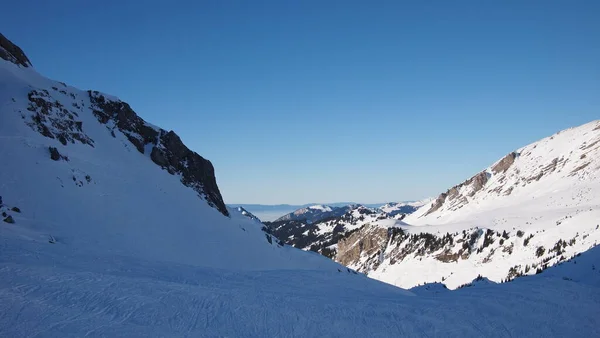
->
[[1, 234, 600, 337]]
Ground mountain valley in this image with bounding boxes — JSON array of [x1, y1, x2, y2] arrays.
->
[[1, 32, 599, 337]]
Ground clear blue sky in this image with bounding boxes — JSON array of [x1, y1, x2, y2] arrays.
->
[[3, 1, 599, 204]]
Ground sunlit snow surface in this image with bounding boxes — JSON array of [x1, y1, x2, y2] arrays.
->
[[363, 120, 600, 290]]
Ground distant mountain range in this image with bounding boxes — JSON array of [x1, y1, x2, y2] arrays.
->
[[227, 201, 419, 221]]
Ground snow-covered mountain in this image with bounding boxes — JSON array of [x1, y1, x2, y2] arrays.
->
[[2, 33, 600, 337], [274, 204, 358, 223], [0, 32, 347, 273], [379, 199, 431, 217], [228, 202, 400, 221], [233, 206, 262, 222], [334, 121, 600, 289], [265, 203, 420, 258]]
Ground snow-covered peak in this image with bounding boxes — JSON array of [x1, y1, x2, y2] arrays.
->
[[406, 120, 600, 225], [0, 34, 349, 273], [231, 206, 262, 223], [274, 204, 349, 223], [308, 204, 333, 212], [379, 199, 430, 216]]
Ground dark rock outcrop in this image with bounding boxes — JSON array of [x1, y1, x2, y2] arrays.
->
[[337, 226, 388, 267], [49, 146, 61, 161], [0, 33, 32, 67], [151, 130, 228, 216], [492, 152, 517, 174], [88, 91, 158, 153], [466, 171, 489, 197], [5, 35, 228, 217], [424, 171, 489, 216], [26, 90, 94, 147], [89, 91, 228, 216], [425, 192, 448, 215]]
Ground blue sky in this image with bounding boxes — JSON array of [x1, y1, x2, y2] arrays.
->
[[3, 1, 599, 204]]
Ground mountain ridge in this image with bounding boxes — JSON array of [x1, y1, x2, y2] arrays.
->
[[0, 32, 349, 271], [0, 32, 32, 68], [333, 120, 600, 288]]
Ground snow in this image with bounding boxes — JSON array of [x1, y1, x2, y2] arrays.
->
[[1, 234, 600, 337], [0, 59, 340, 272], [379, 199, 432, 214], [406, 120, 600, 226], [308, 204, 333, 212], [357, 120, 600, 289]]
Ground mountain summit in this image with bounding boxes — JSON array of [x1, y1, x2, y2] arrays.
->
[[0, 33, 32, 68]]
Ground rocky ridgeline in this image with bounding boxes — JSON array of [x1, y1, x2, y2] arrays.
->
[[25, 88, 95, 147], [420, 123, 600, 220], [0, 33, 32, 68], [10, 38, 228, 216], [89, 91, 228, 216]]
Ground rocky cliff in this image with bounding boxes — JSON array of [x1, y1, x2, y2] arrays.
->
[[0, 33, 32, 68], [7, 32, 228, 217]]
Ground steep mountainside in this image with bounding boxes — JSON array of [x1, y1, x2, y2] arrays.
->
[[0, 32, 347, 272], [0, 33, 32, 67], [334, 121, 600, 289]]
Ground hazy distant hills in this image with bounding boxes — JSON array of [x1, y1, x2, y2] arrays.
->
[[228, 202, 416, 221]]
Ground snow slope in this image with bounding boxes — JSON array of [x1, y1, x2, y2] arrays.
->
[[0, 41, 342, 273], [337, 121, 600, 289], [406, 121, 600, 225], [1, 231, 600, 337]]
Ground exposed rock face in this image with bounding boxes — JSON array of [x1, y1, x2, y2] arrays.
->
[[49, 146, 61, 161], [88, 91, 228, 216], [466, 171, 489, 197], [17, 83, 228, 216], [492, 152, 517, 174], [265, 204, 414, 259], [88, 91, 158, 152], [151, 130, 227, 216], [337, 226, 388, 267], [0, 33, 32, 67], [424, 171, 489, 216], [426, 192, 448, 215], [26, 89, 94, 147]]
